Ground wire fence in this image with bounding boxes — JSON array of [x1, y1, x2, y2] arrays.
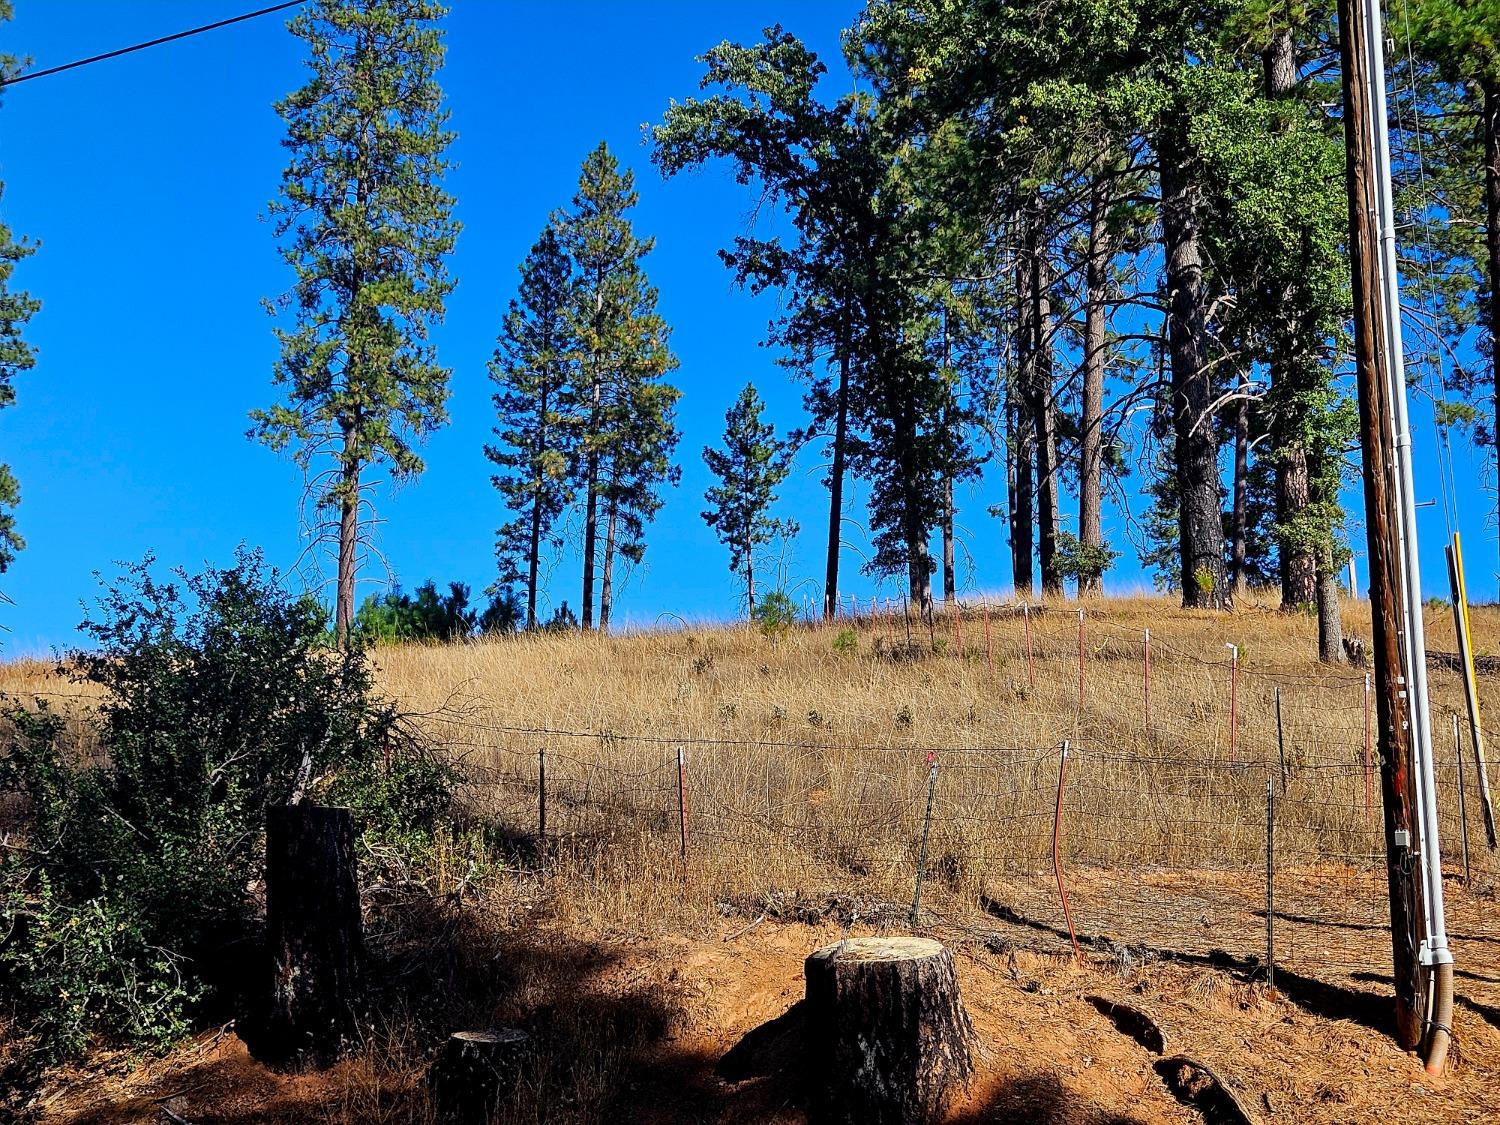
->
[[417, 601, 1500, 1022]]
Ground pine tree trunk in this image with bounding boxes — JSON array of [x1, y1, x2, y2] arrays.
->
[[1263, 26, 1319, 613], [526, 387, 547, 631], [1317, 560, 1345, 664], [804, 936, 975, 1125], [942, 476, 956, 604], [263, 804, 362, 1069], [1079, 176, 1111, 596], [825, 348, 850, 621], [335, 451, 360, 647], [1485, 78, 1500, 579], [1011, 224, 1036, 597], [1159, 117, 1226, 608], [745, 536, 756, 619], [1230, 396, 1250, 602], [1278, 449, 1319, 609], [1031, 245, 1063, 597], [941, 313, 957, 605], [581, 376, 602, 630], [901, 442, 934, 622], [600, 483, 619, 633]]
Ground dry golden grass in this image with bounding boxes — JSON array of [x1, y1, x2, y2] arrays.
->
[[348, 593, 1500, 969], [18, 592, 1500, 1125]]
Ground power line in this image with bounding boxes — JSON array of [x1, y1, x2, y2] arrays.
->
[[0, 0, 303, 89]]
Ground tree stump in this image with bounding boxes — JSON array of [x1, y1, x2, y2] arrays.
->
[[804, 936, 975, 1125], [427, 1028, 530, 1123], [263, 803, 363, 1068]]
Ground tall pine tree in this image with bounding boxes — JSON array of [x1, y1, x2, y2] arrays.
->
[[255, 0, 459, 644], [561, 144, 680, 632], [0, 2, 38, 577], [702, 384, 797, 615], [486, 224, 577, 630]]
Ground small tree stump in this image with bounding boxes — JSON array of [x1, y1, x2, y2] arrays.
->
[[804, 936, 975, 1125], [427, 1028, 530, 1123], [263, 803, 363, 1068]]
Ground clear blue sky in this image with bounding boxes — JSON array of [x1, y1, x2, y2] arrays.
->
[[0, 0, 1492, 654]]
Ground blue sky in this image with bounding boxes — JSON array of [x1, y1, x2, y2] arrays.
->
[[0, 0, 1493, 654]]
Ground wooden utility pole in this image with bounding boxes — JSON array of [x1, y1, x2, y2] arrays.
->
[[1336, 0, 1427, 1049]]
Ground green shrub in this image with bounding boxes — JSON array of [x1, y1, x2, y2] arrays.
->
[[833, 628, 858, 654], [0, 548, 454, 1063]]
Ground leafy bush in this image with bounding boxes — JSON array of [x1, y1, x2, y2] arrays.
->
[[0, 548, 453, 1063], [833, 628, 858, 654], [752, 591, 797, 642]]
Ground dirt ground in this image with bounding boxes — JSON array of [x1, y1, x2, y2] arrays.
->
[[25, 898, 1500, 1125]]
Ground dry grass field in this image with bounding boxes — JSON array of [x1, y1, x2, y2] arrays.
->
[[13, 593, 1500, 1124]]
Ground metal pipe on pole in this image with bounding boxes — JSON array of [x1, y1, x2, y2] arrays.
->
[[1336, 0, 1451, 1056]]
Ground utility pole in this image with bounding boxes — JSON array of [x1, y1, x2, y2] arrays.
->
[[1337, 0, 1454, 1062]]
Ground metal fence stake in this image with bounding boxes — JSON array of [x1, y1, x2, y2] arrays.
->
[[676, 744, 690, 867], [911, 753, 940, 928], [1275, 686, 1288, 794]]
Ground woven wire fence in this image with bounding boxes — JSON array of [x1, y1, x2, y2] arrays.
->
[[423, 602, 1500, 1016]]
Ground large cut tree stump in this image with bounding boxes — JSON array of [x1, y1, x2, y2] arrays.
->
[[427, 1029, 531, 1122], [263, 803, 363, 1068], [804, 936, 975, 1125]]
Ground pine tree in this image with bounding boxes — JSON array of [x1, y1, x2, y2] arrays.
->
[[0, 3, 38, 576], [702, 384, 797, 615], [254, 0, 459, 645], [560, 143, 680, 631], [486, 224, 577, 630]]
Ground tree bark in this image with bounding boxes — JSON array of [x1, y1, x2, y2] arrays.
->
[[581, 408, 600, 630], [895, 393, 934, 620], [942, 476, 956, 604], [1230, 396, 1250, 602], [824, 349, 850, 621], [804, 936, 975, 1125], [1079, 175, 1112, 596], [1011, 220, 1036, 597], [427, 1029, 530, 1123], [335, 451, 359, 647], [600, 481, 619, 633], [1159, 117, 1227, 608], [1278, 449, 1319, 608], [525, 386, 547, 631], [940, 310, 958, 605], [262, 804, 363, 1069], [1263, 25, 1320, 612], [1317, 560, 1344, 663], [1031, 244, 1063, 596]]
